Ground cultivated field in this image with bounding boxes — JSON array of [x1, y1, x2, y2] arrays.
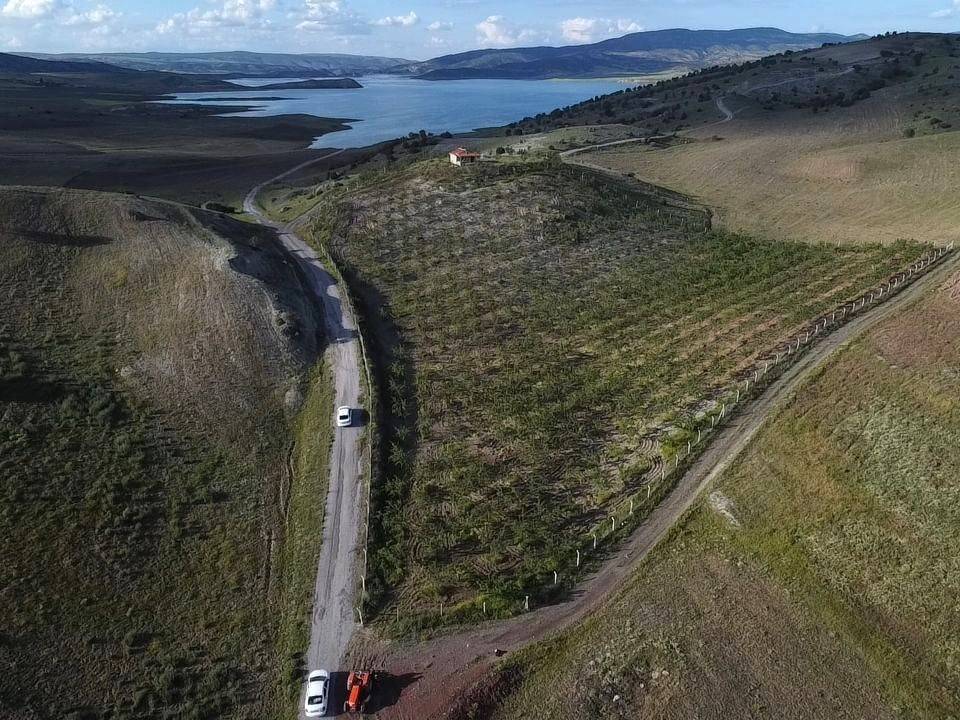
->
[[305, 157, 925, 629], [482, 264, 960, 720], [0, 187, 331, 719], [572, 33, 960, 245]]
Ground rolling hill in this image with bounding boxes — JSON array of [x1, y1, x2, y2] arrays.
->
[[0, 185, 331, 719], [25, 50, 411, 78], [403, 27, 866, 80], [0, 51, 127, 74]]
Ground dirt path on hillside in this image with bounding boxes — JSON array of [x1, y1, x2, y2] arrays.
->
[[348, 249, 959, 720], [245, 151, 367, 717]]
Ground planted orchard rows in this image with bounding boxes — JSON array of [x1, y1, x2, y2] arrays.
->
[[355, 242, 953, 630]]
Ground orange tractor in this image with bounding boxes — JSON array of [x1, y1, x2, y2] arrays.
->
[[343, 670, 374, 714]]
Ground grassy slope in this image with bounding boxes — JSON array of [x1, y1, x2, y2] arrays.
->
[[566, 34, 960, 245], [304, 157, 923, 628], [484, 267, 960, 720], [0, 187, 329, 719]]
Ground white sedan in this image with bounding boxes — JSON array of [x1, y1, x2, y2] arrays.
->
[[304, 669, 330, 717], [336, 406, 352, 428]]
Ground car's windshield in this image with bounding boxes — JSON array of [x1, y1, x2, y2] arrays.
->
[[307, 695, 323, 704]]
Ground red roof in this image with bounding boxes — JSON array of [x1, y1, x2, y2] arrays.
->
[[451, 147, 480, 158]]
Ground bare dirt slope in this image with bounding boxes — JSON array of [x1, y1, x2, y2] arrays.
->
[[0, 186, 324, 719]]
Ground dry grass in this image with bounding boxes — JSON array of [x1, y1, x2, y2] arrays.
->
[[0, 187, 329, 719], [576, 36, 960, 246], [482, 268, 960, 720]]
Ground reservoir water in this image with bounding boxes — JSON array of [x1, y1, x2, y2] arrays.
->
[[161, 75, 628, 149]]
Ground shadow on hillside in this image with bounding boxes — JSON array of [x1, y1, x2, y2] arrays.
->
[[15, 228, 113, 247]]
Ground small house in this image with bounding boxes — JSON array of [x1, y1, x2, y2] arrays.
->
[[449, 147, 480, 166]]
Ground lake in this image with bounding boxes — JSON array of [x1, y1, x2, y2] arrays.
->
[[161, 75, 628, 149]]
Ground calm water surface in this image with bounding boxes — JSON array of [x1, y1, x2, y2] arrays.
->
[[162, 75, 628, 149]]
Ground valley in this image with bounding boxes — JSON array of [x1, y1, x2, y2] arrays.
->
[[1, 23, 959, 720]]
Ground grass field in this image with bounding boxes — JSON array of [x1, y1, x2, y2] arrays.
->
[[0, 187, 330, 719], [480, 266, 960, 720], [303, 156, 925, 629], [570, 34, 960, 246]]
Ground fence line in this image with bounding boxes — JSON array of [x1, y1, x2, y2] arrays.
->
[[522, 242, 955, 613], [378, 242, 954, 626]]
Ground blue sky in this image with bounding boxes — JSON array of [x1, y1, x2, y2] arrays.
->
[[1, 0, 958, 58]]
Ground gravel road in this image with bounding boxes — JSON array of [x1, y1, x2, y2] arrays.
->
[[244, 154, 366, 717]]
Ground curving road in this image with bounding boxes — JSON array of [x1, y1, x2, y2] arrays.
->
[[243, 152, 366, 717]]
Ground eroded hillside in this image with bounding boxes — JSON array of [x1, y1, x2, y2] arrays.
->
[[0, 187, 328, 719]]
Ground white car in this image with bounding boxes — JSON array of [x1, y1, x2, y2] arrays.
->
[[304, 669, 330, 717], [336, 406, 352, 428]]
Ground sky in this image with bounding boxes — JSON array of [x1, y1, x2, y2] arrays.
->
[[0, 0, 958, 59]]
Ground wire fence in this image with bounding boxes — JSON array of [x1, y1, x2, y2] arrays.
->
[[359, 242, 954, 628]]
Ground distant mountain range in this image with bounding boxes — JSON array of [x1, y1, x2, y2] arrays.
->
[[0, 52, 127, 74], [14, 28, 867, 81], [402, 28, 869, 80], [21, 50, 410, 78]]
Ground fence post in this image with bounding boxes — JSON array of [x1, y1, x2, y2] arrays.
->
[[524, 595, 530, 611], [576, 549, 581, 567], [356, 606, 364, 627]]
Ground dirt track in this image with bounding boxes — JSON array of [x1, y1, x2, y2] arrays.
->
[[350, 245, 959, 720], [244, 154, 367, 717]]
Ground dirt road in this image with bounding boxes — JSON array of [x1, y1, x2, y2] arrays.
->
[[355, 246, 959, 720], [244, 152, 367, 716]]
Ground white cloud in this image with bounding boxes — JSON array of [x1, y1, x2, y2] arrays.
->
[[428, 20, 453, 32], [560, 17, 642, 44], [2, 0, 61, 19], [295, 0, 368, 35], [63, 3, 118, 26], [157, 0, 276, 34], [475, 15, 540, 47], [931, 1, 960, 18], [373, 10, 418, 28]]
